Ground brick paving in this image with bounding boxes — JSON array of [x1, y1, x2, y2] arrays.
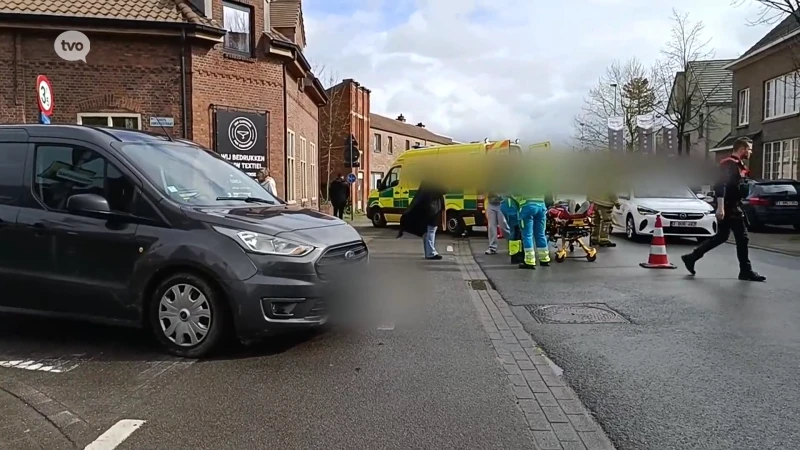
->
[[454, 241, 615, 450]]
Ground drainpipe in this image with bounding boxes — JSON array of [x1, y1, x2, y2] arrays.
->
[[180, 28, 188, 138], [283, 65, 289, 199]]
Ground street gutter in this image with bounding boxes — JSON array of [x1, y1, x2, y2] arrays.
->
[[726, 240, 800, 257]]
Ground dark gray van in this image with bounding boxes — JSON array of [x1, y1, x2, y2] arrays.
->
[[0, 125, 367, 357]]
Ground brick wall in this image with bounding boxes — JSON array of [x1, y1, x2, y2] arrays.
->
[[189, 0, 288, 196], [0, 30, 182, 132], [318, 80, 370, 208], [286, 73, 319, 207]]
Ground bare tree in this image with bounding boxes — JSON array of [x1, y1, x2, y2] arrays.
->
[[573, 58, 658, 151], [314, 65, 351, 201], [652, 9, 727, 156], [734, 0, 800, 26]]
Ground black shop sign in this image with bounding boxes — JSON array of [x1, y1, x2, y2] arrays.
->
[[214, 110, 268, 177]]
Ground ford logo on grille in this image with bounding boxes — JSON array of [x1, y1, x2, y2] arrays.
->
[[344, 250, 356, 260]]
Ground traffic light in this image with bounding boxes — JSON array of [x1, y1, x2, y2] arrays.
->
[[343, 134, 360, 168]]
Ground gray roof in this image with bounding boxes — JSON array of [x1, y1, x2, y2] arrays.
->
[[687, 59, 735, 104], [740, 14, 800, 59]]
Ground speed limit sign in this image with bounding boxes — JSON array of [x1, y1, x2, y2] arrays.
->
[[36, 75, 54, 116]]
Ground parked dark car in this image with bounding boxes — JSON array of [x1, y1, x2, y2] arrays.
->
[[741, 179, 800, 231], [0, 125, 367, 357]]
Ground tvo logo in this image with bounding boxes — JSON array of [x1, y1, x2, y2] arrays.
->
[[54, 31, 90, 62]]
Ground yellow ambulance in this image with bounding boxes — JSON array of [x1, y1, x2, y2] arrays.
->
[[366, 139, 522, 234]]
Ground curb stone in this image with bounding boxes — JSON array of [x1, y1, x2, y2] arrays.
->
[[454, 241, 615, 450]]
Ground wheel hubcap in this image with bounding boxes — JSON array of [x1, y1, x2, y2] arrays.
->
[[626, 220, 633, 238], [158, 284, 211, 347], [448, 218, 458, 231]]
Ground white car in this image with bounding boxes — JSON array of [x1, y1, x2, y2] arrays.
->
[[611, 186, 717, 242]]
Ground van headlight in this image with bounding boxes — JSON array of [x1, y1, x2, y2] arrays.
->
[[214, 227, 314, 256], [637, 206, 659, 215]]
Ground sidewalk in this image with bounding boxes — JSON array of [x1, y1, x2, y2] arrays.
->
[[731, 226, 800, 256]]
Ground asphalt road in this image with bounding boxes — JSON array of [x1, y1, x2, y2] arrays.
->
[[0, 228, 537, 450], [473, 233, 800, 450]]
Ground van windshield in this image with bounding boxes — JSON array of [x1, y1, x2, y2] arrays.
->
[[117, 142, 278, 206]]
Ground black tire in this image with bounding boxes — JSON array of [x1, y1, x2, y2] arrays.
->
[[446, 210, 465, 235], [370, 208, 387, 228], [696, 237, 710, 243], [148, 272, 229, 358], [625, 215, 643, 242]]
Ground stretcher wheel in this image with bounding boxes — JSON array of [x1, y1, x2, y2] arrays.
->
[[586, 253, 597, 262], [555, 253, 566, 263]]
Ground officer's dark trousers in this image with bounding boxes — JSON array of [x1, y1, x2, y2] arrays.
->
[[690, 216, 752, 272], [332, 204, 345, 219]]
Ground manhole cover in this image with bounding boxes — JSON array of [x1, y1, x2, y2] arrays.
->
[[525, 303, 629, 324], [468, 280, 488, 290]]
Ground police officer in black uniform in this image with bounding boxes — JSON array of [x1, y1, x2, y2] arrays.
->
[[681, 137, 766, 282]]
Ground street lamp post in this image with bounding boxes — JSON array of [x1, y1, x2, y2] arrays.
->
[[610, 83, 618, 115]]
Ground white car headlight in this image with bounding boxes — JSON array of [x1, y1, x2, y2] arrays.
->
[[214, 227, 314, 256], [637, 206, 659, 215]]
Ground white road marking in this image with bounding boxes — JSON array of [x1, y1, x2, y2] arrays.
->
[[446, 245, 454, 252], [377, 323, 395, 331], [0, 360, 64, 373], [84, 419, 145, 450]]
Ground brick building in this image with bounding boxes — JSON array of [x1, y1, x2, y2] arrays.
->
[[0, 0, 327, 206], [368, 113, 452, 194], [318, 78, 371, 210], [712, 14, 799, 179]]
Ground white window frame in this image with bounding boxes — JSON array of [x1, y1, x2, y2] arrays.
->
[[373, 133, 381, 152], [310, 142, 317, 200], [761, 138, 799, 180], [222, 1, 253, 55], [286, 129, 296, 202], [299, 136, 307, 201], [764, 70, 799, 120], [263, 0, 270, 31], [737, 88, 750, 126], [76, 112, 142, 129]]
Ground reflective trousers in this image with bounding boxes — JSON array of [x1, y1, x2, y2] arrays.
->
[[519, 202, 550, 265], [501, 201, 523, 260]]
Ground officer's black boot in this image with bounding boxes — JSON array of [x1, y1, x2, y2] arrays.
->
[[738, 271, 766, 282], [680, 254, 697, 275]]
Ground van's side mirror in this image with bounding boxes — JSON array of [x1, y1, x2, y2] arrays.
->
[[67, 193, 111, 213], [376, 178, 383, 190], [389, 180, 399, 188]]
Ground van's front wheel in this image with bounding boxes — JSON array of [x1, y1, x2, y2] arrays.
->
[[148, 273, 228, 358], [370, 208, 387, 227], [446, 210, 465, 235]]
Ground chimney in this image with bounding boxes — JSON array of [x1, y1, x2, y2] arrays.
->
[[416, 122, 425, 128], [396, 114, 406, 122]]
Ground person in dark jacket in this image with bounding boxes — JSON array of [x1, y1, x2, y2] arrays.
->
[[681, 137, 765, 282], [329, 174, 349, 219], [397, 179, 446, 260]]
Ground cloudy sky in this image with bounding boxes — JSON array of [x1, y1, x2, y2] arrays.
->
[[302, 0, 777, 146]]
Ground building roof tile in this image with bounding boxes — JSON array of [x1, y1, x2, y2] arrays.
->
[[687, 59, 735, 104], [0, 0, 220, 28], [740, 13, 800, 59]]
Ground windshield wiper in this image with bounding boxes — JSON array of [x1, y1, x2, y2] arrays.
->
[[215, 196, 275, 204]]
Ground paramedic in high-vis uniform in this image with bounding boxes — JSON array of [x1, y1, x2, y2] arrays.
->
[[587, 192, 618, 247], [501, 196, 523, 264], [515, 192, 550, 269]]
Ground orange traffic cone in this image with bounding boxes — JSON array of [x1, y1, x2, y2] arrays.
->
[[640, 215, 676, 269]]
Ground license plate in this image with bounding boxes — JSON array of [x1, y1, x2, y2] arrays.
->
[[776, 201, 798, 206], [670, 221, 696, 227]]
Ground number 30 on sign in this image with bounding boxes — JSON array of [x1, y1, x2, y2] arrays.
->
[[36, 75, 54, 116]]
